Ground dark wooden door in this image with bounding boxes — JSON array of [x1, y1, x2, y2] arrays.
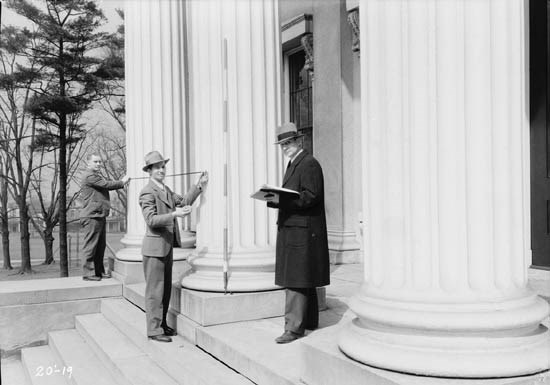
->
[[530, 0, 550, 268]]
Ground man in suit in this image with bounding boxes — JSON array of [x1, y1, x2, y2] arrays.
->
[[80, 154, 130, 281], [139, 151, 208, 342], [267, 123, 330, 344]]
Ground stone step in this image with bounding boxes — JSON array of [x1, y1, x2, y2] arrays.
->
[[192, 301, 352, 385], [48, 329, 121, 385], [21, 345, 69, 385], [0, 276, 122, 306], [195, 317, 303, 385], [1, 357, 31, 385], [123, 282, 146, 310], [100, 298, 254, 385], [74, 313, 179, 385]]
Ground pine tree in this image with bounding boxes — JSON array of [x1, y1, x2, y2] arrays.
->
[[7, 0, 109, 276]]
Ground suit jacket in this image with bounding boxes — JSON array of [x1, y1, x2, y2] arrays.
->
[[139, 181, 201, 258], [270, 150, 330, 288], [80, 170, 125, 218]]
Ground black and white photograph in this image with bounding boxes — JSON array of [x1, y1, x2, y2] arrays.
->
[[0, 0, 549, 384]]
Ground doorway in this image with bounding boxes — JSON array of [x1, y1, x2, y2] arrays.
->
[[529, 0, 550, 268]]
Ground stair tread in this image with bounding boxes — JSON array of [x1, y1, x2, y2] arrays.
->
[[48, 329, 121, 385], [75, 313, 179, 385], [196, 318, 304, 385], [21, 345, 69, 385], [1, 357, 31, 385], [101, 297, 254, 385]]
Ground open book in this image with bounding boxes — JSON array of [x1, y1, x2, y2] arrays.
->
[[250, 184, 300, 202]]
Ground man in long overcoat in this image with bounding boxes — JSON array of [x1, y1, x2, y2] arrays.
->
[[80, 154, 130, 281], [139, 151, 208, 342], [267, 123, 330, 344]]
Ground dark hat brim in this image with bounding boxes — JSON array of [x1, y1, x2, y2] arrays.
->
[[274, 133, 304, 145], [142, 158, 170, 172]]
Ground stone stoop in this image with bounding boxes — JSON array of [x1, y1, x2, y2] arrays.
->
[[0, 277, 122, 357], [99, 298, 254, 385], [20, 345, 69, 385], [120, 282, 327, 385], [48, 329, 123, 385], [1, 356, 31, 385], [194, 317, 305, 385], [187, 302, 354, 385]]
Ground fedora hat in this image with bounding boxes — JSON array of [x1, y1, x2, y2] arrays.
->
[[274, 122, 304, 144], [142, 151, 170, 172]]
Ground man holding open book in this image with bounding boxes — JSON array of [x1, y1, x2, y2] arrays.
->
[[266, 122, 330, 344]]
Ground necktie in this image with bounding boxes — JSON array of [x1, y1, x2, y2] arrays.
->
[[283, 160, 292, 182]]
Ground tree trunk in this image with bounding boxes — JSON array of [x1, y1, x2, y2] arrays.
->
[[0, 165, 12, 270], [58, 36, 68, 277], [42, 227, 55, 265], [58, 112, 68, 277], [18, 205, 32, 273], [1, 227, 12, 270]]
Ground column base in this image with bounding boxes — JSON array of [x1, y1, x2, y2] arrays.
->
[[179, 230, 196, 248], [177, 287, 326, 326], [114, 250, 193, 284], [116, 246, 194, 263], [338, 291, 550, 378], [112, 258, 144, 284], [329, 249, 362, 265], [181, 271, 280, 292], [328, 230, 362, 265], [303, 323, 550, 385], [181, 250, 278, 292]]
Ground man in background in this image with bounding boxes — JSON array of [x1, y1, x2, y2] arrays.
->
[[80, 154, 130, 281]]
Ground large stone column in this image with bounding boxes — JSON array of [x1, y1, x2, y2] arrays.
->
[[339, 0, 550, 378], [314, 0, 362, 264], [180, 0, 281, 292], [116, 0, 193, 267]]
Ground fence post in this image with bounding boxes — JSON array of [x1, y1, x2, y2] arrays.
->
[[76, 228, 80, 267], [68, 235, 72, 268]]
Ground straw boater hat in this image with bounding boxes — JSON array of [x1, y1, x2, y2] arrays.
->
[[274, 122, 304, 144], [142, 151, 170, 172]]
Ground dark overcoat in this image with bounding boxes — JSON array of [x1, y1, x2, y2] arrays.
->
[[271, 151, 330, 288]]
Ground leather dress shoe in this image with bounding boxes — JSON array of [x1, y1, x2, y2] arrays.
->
[[101, 272, 112, 279], [148, 335, 172, 343], [275, 331, 303, 344], [83, 276, 101, 281], [163, 326, 177, 336]]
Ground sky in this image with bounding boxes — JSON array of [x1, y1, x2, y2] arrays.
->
[[1, 0, 125, 32]]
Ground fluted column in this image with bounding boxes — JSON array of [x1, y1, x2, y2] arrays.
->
[[180, 0, 281, 292], [339, 0, 550, 378], [117, 0, 193, 262]]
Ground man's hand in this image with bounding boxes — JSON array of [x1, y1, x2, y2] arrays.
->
[[172, 205, 192, 218], [264, 193, 279, 204], [197, 171, 209, 190], [121, 175, 131, 185]]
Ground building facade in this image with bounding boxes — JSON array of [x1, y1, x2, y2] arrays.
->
[[116, 0, 550, 378]]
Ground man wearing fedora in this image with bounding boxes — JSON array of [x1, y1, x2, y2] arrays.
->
[[80, 153, 130, 281], [267, 122, 330, 344], [139, 151, 208, 342]]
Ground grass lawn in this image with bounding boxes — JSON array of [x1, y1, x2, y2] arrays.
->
[[0, 232, 125, 281]]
